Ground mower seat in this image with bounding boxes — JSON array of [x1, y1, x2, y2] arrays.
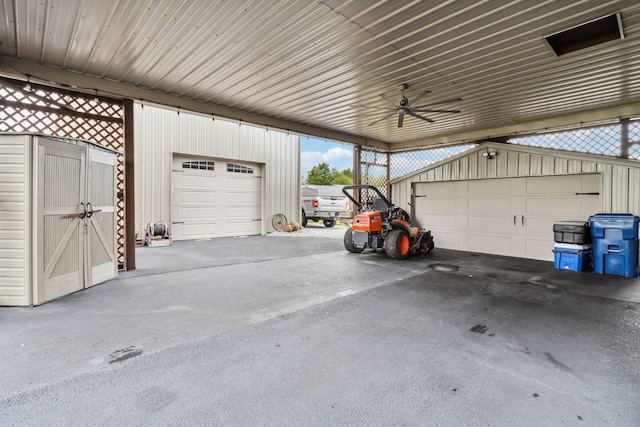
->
[[372, 198, 390, 220]]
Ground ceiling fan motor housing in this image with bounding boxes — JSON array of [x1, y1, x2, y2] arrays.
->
[[399, 97, 409, 108]]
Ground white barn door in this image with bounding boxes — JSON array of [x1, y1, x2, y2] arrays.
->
[[86, 147, 118, 287], [35, 140, 86, 304]]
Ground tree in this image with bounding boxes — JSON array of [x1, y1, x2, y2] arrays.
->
[[306, 164, 354, 185], [306, 162, 335, 185], [333, 168, 353, 185]]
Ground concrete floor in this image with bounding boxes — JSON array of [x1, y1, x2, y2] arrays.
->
[[1, 227, 639, 425]]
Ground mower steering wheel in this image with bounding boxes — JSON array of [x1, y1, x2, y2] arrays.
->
[[390, 207, 409, 221]]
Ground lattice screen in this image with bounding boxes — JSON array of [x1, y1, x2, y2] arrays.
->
[[630, 121, 640, 159], [389, 144, 476, 179], [508, 123, 622, 156], [0, 78, 126, 267], [359, 149, 388, 208]]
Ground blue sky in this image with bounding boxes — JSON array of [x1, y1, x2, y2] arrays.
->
[[300, 136, 353, 179]]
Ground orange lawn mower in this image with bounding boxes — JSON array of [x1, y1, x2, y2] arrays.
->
[[341, 185, 434, 259]]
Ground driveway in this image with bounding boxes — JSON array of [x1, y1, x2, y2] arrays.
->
[[1, 228, 639, 425]]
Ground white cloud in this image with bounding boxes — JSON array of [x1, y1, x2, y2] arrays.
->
[[301, 147, 353, 177], [324, 147, 353, 163]]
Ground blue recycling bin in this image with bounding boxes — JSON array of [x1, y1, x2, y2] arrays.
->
[[589, 214, 639, 277]]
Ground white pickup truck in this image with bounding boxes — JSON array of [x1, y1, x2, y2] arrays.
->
[[301, 185, 350, 227]]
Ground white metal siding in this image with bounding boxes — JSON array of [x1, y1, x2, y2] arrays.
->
[[0, 134, 30, 306], [134, 103, 300, 235], [392, 143, 640, 219]]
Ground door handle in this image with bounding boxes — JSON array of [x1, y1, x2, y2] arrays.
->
[[86, 202, 93, 218], [63, 203, 86, 219], [513, 215, 516, 226], [521, 215, 524, 226]]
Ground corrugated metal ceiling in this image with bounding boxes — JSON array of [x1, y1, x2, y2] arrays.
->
[[1, 0, 640, 150]]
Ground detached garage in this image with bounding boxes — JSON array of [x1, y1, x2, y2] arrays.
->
[[134, 103, 299, 240], [391, 142, 640, 261]]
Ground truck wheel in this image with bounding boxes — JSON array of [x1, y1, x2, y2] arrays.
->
[[385, 229, 410, 259], [301, 210, 307, 227], [344, 228, 364, 253], [323, 219, 336, 227]]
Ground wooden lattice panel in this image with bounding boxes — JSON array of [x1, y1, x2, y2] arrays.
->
[[0, 78, 126, 267]]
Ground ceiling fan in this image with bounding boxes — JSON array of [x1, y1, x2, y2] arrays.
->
[[367, 83, 462, 128]]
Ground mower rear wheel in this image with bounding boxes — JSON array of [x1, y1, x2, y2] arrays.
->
[[343, 228, 364, 253], [323, 218, 336, 227], [385, 229, 410, 259]]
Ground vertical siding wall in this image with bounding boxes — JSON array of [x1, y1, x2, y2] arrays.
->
[[0, 134, 30, 306], [134, 103, 300, 233], [392, 143, 640, 216]]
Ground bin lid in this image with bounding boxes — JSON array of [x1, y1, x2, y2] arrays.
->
[[554, 243, 593, 250]]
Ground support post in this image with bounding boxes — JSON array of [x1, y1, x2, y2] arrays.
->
[[386, 152, 391, 201], [353, 145, 362, 207], [123, 99, 136, 270], [620, 118, 630, 159]]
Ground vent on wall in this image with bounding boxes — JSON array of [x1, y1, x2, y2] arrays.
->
[[545, 13, 624, 56]]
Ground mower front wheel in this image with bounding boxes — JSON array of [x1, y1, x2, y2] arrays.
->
[[343, 228, 364, 253], [385, 229, 410, 259]]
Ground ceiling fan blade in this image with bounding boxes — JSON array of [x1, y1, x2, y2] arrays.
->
[[405, 109, 435, 123], [398, 110, 405, 127], [379, 94, 398, 108], [407, 90, 431, 108], [368, 111, 397, 127], [351, 104, 396, 112], [412, 108, 461, 114], [414, 97, 462, 108]]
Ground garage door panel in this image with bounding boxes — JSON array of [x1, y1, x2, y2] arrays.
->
[[174, 222, 218, 240], [176, 190, 217, 204], [524, 238, 554, 261], [469, 179, 511, 195], [226, 221, 261, 235], [418, 197, 457, 212], [525, 197, 585, 216], [226, 206, 259, 218], [582, 174, 600, 192], [468, 198, 511, 213], [467, 234, 515, 256], [178, 206, 217, 219], [418, 213, 457, 228], [526, 175, 582, 194], [180, 174, 217, 188], [468, 215, 514, 233], [415, 181, 459, 196], [227, 192, 260, 204], [227, 176, 260, 190], [523, 216, 556, 236], [433, 231, 467, 250]]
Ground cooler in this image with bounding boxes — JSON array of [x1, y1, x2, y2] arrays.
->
[[553, 243, 592, 272]]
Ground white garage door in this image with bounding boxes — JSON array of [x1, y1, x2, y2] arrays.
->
[[414, 174, 601, 261], [171, 156, 262, 240]]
